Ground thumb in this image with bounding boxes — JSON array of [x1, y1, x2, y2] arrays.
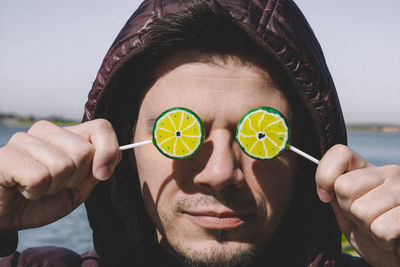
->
[[315, 144, 371, 203], [65, 119, 121, 181]]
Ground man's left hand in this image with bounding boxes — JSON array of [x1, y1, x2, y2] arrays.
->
[[316, 144, 400, 267]]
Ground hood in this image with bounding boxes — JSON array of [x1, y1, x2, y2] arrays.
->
[[83, 0, 347, 265]]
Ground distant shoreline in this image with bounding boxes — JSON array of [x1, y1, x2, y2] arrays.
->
[[1, 116, 399, 134], [346, 124, 400, 134], [0, 117, 78, 127]]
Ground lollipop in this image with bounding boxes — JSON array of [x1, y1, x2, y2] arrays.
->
[[119, 107, 204, 159], [236, 107, 319, 164], [120, 106, 319, 164], [152, 107, 204, 159]]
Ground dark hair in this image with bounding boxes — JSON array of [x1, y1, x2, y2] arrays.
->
[[141, 0, 300, 107], [87, 1, 338, 265], [146, 0, 266, 58]]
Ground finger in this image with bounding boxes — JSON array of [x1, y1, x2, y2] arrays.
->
[[0, 144, 51, 200], [7, 132, 75, 197], [27, 120, 94, 188], [334, 167, 384, 216], [370, 206, 400, 252], [315, 144, 371, 202], [331, 196, 400, 266], [349, 168, 400, 227], [66, 119, 121, 180]]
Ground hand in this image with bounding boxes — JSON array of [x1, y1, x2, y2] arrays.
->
[[0, 119, 121, 232], [316, 144, 400, 267]]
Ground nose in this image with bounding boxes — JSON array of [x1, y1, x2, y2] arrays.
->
[[193, 129, 245, 191]]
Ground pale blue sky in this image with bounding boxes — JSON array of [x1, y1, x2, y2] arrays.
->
[[0, 1, 399, 124]]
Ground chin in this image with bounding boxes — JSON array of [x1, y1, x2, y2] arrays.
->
[[167, 236, 259, 267]]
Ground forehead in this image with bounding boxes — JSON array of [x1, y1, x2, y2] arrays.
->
[[139, 54, 291, 123]]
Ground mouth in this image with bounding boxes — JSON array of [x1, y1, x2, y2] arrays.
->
[[184, 210, 254, 230]]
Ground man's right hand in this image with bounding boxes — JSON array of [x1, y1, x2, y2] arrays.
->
[[0, 119, 121, 232]]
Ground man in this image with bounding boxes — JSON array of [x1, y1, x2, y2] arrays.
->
[[1, 0, 399, 266]]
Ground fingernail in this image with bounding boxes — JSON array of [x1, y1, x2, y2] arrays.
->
[[94, 166, 112, 180], [21, 190, 35, 200], [317, 186, 332, 203]]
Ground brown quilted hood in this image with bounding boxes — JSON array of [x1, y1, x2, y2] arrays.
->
[[82, 0, 347, 266]]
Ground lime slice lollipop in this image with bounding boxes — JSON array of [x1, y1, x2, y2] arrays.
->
[[236, 106, 320, 164], [152, 107, 205, 159], [236, 107, 290, 160], [120, 106, 319, 164], [119, 107, 204, 159]]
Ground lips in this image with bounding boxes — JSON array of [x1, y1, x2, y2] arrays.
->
[[184, 210, 254, 230]]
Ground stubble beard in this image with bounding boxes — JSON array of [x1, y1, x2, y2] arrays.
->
[[156, 193, 267, 267], [170, 231, 259, 267]]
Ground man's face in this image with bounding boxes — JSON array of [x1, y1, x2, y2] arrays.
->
[[134, 53, 298, 265]]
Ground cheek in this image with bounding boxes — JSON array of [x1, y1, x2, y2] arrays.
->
[[135, 145, 174, 207], [247, 153, 297, 218]]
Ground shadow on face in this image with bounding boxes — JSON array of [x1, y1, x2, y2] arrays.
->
[[141, 137, 298, 242]]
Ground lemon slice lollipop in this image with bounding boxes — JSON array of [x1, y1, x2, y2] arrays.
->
[[236, 107, 290, 160], [152, 107, 204, 159]]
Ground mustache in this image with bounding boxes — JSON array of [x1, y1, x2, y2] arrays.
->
[[174, 191, 258, 211]]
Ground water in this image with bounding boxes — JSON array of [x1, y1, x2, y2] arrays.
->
[[0, 125, 399, 254], [347, 132, 400, 166]]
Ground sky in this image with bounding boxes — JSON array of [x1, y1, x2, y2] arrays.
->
[[0, 0, 399, 124]]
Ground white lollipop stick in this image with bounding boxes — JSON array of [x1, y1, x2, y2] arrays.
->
[[119, 140, 152, 151], [288, 145, 320, 164]]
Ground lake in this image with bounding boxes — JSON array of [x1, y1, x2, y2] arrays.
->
[[0, 124, 399, 254]]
